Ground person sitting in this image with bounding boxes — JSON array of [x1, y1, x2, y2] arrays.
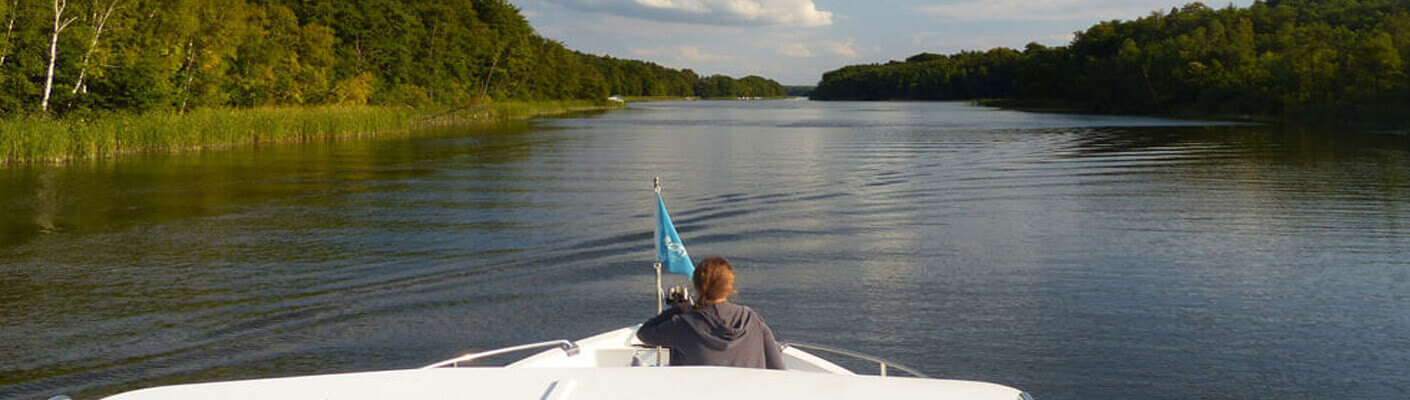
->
[[636, 256, 786, 370]]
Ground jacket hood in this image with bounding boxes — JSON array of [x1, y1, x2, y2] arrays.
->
[[680, 303, 754, 350]]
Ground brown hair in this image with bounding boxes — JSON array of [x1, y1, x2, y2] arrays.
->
[[693, 256, 735, 307]]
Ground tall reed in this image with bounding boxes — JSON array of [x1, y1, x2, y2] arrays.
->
[[1, 101, 619, 164]]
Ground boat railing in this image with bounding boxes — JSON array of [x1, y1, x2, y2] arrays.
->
[[422, 340, 580, 369], [779, 342, 929, 378]]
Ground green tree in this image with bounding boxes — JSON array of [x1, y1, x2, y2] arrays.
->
[[0, 0, 18, 68], [815, 0, 1410, 124], [0, 0, 791, 116]]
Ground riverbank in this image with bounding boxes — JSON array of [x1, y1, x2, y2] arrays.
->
[[973, 98, 1290, 126], [620, 96, 796, 102], [976, 98, 1410, 129], [0, 100, 620, 165], [619, 96, 691, 102]]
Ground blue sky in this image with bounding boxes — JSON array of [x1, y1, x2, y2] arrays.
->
[[517, 0, 1253, 85]]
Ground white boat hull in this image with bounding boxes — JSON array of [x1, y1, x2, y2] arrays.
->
[[101, 325, 1030, 400]]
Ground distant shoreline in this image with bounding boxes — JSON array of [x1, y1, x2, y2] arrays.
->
[[620, 96, 795, 102], [971, 98, 1277, 125], [808, 0, 1410, 131], [0, 100, 622, 165]]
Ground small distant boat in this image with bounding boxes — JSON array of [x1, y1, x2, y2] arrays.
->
[[98, 325, 1033, 399]]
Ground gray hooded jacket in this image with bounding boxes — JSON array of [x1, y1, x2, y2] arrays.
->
[[636, 302, 785, 369]]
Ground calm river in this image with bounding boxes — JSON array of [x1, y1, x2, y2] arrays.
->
[[2, 100, 1407, 399]]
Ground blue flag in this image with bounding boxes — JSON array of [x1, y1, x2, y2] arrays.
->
[[655, 194, 694, 277]]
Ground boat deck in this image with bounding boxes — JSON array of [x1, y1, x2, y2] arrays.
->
[[102, 325, 1029, 400]]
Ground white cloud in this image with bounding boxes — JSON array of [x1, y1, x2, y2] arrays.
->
[[819, 40, 859, 58], [780, 43, 813, 58], [632, 45, 736, 62], [542, 0, 833, 26], [1043, 33, 1077, 43], [908, 31, 1076, 53], [634, 0, 711, 14], [917, 0, 1176, 22], [776, 39, 859, 59], [679, 46, 731, 61]]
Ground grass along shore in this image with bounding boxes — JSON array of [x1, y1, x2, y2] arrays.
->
[[0, 100, 619, 165]]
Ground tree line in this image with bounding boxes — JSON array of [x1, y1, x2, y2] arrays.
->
[[0, 0, 785, 117], [813, 0, 1410, 124], [594, 56, 785, 98]]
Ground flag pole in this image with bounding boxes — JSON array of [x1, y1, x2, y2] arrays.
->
[[655, 262, 663, 314], [653, 177, 664, 315], [653, 177, 665, 366]]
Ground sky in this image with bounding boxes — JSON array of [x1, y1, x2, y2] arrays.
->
[[516, 0, 1255, 86]]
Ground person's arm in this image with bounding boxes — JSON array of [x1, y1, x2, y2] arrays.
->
[[636, 306, 688, 348], [761, 322, 786, 370]]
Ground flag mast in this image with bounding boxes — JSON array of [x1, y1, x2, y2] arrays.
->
[[652, 177, 695, 366], [652, 177, 666, 367], [653, 177, 664, 315]]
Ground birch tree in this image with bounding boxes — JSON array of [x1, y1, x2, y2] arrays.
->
[[0, 0, 17, 67], [71, 0, 122, 94], [173, 0, 245, 113], [42, 0, 77, 113]]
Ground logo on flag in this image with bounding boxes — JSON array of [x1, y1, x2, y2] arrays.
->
[[655, 194, 694, 277]]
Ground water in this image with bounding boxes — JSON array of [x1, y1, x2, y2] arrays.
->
[[1, 100, 1407, 399]]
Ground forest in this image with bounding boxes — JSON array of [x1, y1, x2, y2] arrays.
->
[[812, 0, 1410, 124], [0, 0, 784, 118]]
